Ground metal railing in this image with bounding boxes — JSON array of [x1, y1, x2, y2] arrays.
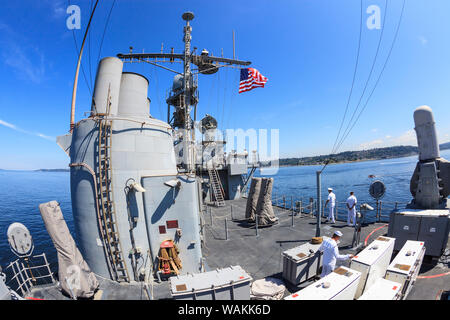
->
[[5, 253, 55, 297], [204, 193, 408, 243], [271, 193, 408, 223]]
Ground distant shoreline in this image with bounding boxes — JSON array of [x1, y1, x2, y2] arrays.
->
[[1, 143, 449, 172], [275, 154, 417, 168], [0, 169, 70, 172], [261, 143, 450, 168]]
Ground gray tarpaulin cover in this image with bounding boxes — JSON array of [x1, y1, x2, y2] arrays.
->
[[245, 178, 262, 221], [39, 201, 98, 298], [250, 277, 285, 300], [255, 178, 278, 226]]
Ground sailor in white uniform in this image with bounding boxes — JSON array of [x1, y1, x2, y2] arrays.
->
[[346, 191, 357, 226], [324, 188, 336, 223], [319, 231, 353, 278]]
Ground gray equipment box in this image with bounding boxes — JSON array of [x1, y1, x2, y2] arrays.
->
[[388, 209, 449, 256], [282, 238, 328, 285], [417, 213, 450, 257], [170, 266, 252, 300]]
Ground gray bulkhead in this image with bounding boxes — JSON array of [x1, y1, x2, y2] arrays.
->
[[68, 57, 203, 280]]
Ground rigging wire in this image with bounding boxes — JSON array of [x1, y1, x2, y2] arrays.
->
[[323, 0, 406, 172], [151, 64, 164, 120], [221, 66, 229, 131], [333, 0, 406, 155], [216, 71, 221, 124], [67, 0, 93, 95], [206, 69, 216, 121], [225, 71, 238, 130], [97, 0, 117, 66], [332, 0, 389, 155], [88, 0, 93, 89], [69, 0, 99, 130], [330, 0, 364, 156]]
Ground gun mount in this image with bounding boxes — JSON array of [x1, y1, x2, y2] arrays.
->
[[388, 106, 450, 257], [409, 106, 450, 209]]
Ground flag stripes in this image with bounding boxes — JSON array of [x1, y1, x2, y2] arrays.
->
[[239, 68, 268, 94]]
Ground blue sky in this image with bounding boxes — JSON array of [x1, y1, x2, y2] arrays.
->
[[0, 0, 449, 169]]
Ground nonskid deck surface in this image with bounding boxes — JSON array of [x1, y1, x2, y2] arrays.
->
[[27, 274, 171, 300], [204, 198, 450, 300], [26, 198, 449, 300]]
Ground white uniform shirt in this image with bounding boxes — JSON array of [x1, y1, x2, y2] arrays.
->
[[327, 192, 336, 206], [346, 195, 357, 212], [319, 238, 350, 274]]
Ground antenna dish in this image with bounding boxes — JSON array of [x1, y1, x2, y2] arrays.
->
[[182, 12, 194, 21], [7, 222, 34, 257]]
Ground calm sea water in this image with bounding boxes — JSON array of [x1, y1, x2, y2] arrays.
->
[[258, 150, 450, 222], [1, 149, 449, 272], [0, 171, 73, 271]]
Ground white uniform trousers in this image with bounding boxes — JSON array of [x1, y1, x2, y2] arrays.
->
[[347, 208, 356, 226], [328, 205, 335, 223]]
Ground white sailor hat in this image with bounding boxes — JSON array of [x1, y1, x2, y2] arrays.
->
[[328, 188, 333, 191], [333, 231, 343, 237]]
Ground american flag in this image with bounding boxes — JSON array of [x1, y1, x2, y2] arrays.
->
[[239, 68, 268, 94]]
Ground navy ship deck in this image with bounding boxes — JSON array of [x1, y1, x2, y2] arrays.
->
[[202, 198, 449, 300], [26, 198, 449, 300]]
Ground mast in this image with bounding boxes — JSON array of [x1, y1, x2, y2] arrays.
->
[[182, 12, 195, 173], [116, 12, 252, 173]]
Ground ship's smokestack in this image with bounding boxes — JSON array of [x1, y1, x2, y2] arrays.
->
[[91, 57, 123, 116], [117, 72, 150, 118]]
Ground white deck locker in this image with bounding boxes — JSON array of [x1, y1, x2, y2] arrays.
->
[[284, 266, 361, 300], [385, 240, 426, 299], [349, 236, 395, 299], [358, 278, 402, 300]]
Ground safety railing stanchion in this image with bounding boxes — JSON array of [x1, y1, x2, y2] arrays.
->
[[291, 206, 294, 227], [210, 207, 213, 226], [225, 218, 228, 240]]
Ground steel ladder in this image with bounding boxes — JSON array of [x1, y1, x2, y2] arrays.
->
[[97, 118, 130, 282], [208, 168, 225, 207]]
